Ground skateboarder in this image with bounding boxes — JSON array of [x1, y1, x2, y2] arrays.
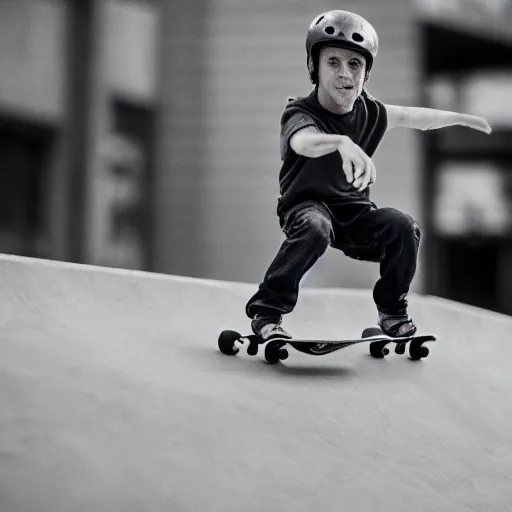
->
[[245, 10, 492, 342]]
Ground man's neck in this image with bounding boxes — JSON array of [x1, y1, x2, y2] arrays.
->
[[316, 88, 353, 115]]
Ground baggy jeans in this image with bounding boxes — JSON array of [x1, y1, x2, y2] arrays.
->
[[245, 200, 421, 320]]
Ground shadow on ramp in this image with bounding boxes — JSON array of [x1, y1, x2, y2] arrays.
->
[[268, 362, 357, 379], [212, 348, 357, 379]]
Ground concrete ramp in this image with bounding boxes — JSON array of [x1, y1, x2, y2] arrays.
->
[[1, 254, 512, 511]]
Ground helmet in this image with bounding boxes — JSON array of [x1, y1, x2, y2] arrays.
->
[[306, 10, 379, 84]]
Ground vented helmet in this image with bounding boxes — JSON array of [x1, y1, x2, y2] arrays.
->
[[306, 10, 379, 84]]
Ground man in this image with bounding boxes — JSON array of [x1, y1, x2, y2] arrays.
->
[[245, 10, 492, 341]]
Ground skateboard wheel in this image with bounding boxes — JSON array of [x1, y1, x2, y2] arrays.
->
[[264, 342, 282, 364], [247, 340, 259, 356], [395, 342, 406, 355], [279, 348, 289, 361], [218, 330, 241, 356], [409, 344, 429, 361], [369, 342, 388, 359]]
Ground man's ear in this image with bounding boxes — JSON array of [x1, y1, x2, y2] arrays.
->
[[307, 57, 317, 83], [307, 57, 314, 76]]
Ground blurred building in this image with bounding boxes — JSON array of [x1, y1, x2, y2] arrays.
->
[[0, 0, 158, 271], [1, 0, 512, 313]]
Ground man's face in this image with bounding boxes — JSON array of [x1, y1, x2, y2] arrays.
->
[[317, 46, 366, 114]]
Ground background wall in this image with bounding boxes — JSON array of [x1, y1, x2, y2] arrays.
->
[[2, 0, 512, 313], [0, 0, 67, 122], [156, 0, 423, 290]]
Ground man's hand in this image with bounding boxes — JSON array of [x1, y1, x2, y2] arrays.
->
[[459, 114, 492, 134], [337, 136, 376, 191]]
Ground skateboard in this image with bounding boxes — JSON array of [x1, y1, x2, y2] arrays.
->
[[218, 326, 436, 364]]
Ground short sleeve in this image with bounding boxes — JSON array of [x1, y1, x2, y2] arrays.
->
[[280, 111, 317, 160], [358, 89, 389, 156]]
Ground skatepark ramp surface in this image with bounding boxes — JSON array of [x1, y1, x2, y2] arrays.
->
[[1, 253, 512, 512]]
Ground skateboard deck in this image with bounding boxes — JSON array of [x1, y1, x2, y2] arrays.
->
[[218, 328, 437, 364]]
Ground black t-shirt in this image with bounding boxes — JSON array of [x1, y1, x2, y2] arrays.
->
[[277, 88, 388, 216]]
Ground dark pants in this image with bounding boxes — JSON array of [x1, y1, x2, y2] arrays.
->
[[245, 200, 421, 319]]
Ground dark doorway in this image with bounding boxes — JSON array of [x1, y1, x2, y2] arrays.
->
[[420, 22, 512, 315], [0, 117, 55, 257]]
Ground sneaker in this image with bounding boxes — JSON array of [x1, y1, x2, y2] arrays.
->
[[251, 315, 292, 341], [378, 311, 417, 338]]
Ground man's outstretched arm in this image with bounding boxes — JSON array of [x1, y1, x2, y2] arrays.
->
[[385, 104, 492, 134]]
